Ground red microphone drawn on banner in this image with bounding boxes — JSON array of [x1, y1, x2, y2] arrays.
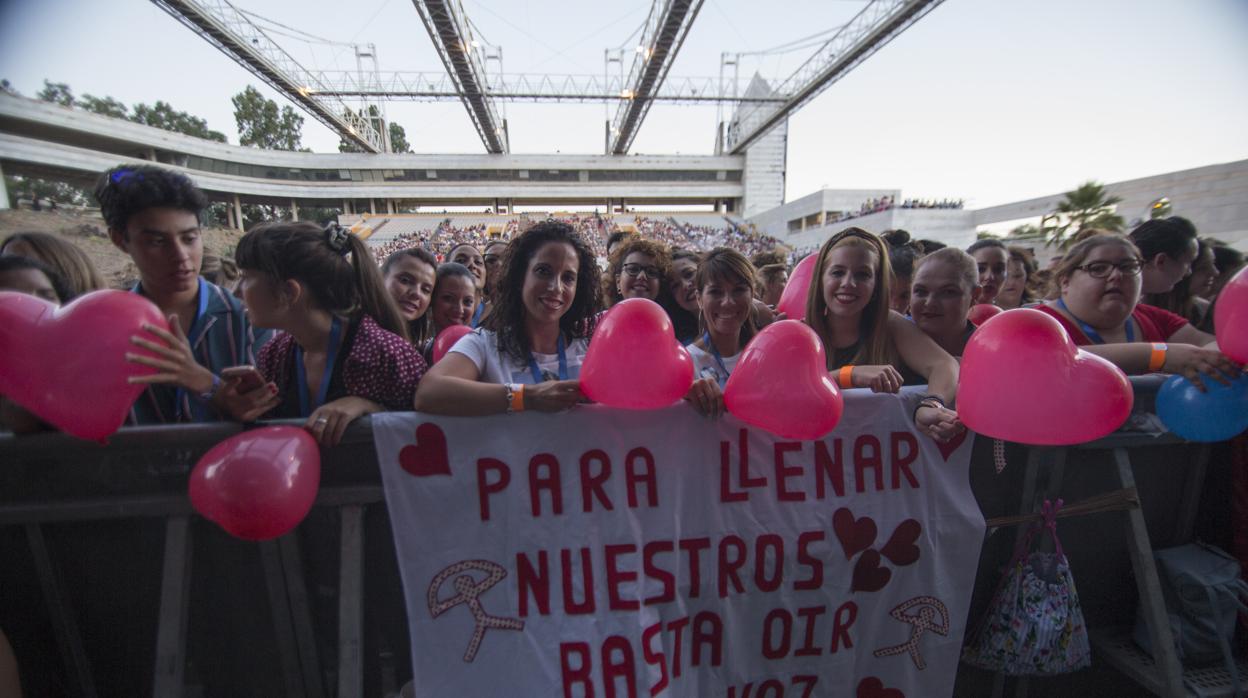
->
[[428, 560, 525, 662], [872, 596, 950, 670]]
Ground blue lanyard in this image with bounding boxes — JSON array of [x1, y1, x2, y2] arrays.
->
[[702, 331, 731, 387], [295, 316, 344, 417], [174, 279, 212, 419], [471, 301, 484, 328], [527, 335, 568, 383], [1056, 298, 1133, 344]]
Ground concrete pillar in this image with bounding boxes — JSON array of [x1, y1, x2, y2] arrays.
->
[[343, 199, 351, 215], [369, 199, 377, 214], [290, 199, 299, 221], [147, 147, 158, 162], [232, 194, 244, 232], [0, 162, 9, 210], [387, 199, 396, 214]]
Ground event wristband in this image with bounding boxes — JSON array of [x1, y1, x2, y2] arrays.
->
[[912, 395, 947, 423], [838, 365, 854, 389], [1148, 343, 1167, 372], [196, 373, 222, 402], [506, 383, 525, 413]]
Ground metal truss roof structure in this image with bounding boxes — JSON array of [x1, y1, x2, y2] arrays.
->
[[608, 0, 705, 155], [411, 0, 508, 154], [726, 0, 944, 154], [150, 0, 388, 152], [305, 71, 778, 104]]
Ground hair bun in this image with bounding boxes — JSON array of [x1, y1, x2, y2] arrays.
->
[[324, 223, 351, 256]]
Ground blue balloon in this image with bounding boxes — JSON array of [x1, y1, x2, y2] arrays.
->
[[1155, 373, 1248, 442]]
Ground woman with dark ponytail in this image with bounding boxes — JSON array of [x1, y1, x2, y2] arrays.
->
[[231, 222, 426, 444]]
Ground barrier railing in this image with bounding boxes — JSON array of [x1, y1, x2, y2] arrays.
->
[[0, 377, 1233, 697]]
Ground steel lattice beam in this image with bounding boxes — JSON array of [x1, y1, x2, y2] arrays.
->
[[412, 0, 507, 153], [608, 0, 705, 154], [306, 71, 779, 104], [150, 0, 386, 152], [727, 0, 944, 154]]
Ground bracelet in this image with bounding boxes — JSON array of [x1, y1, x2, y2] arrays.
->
[[196, 373, 222, 402], [912, 396, 946, 423], [837, 365, 854, 389], [505, 383, 525, 413], [1148, 342, 1167, 372]]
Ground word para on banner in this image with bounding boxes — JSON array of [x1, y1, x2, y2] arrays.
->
[[476, 428, 925, 521]]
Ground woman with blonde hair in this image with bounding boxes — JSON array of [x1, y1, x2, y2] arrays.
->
[[1, 231, 106, 298], [805, 228, 961, 441]]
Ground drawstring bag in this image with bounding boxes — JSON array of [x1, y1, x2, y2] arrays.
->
[[963, 499, 1092, 675]]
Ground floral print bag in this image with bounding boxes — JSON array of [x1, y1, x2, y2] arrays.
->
[[962, 499, 1092, 675]]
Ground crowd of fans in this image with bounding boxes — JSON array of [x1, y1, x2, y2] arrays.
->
[[829, 195, 966, 226]]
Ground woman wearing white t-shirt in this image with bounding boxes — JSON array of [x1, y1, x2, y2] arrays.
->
[[413, 221, 603, 415], [684, 248, 758, 418]]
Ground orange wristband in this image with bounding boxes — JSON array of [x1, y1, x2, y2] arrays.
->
[[511, 383, 525, 412], [1148, 343, 1167, 372], [838, 365, 854, 389]]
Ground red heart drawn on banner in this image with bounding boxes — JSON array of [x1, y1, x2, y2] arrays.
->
[[958, 308, 1133, 445], [880, 519, 922, 567], [832, 508, 877, 561], [0, 289, 166, 441], [857, 677, 905, 698], [399, 423, 451, 477], [723, 320, 843, 440], [934, 428, 969, 461], [851, 550, 892, 593]]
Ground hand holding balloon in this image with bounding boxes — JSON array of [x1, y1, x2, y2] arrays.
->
[[1157, 344, 1243, 392], [126, 316, 218, 396], [1155, 373, 1248, 442]]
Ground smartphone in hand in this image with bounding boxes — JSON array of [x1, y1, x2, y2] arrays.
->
[[221, 365, 266, 394]]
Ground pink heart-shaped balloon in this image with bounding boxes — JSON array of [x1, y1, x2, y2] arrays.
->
[[958, 308, 1133, 445], [189, 426, 321, 541], [0, 290, 167, 441], [776, 254, 817, 320], [1214, 266, 1248, 363], [968, 303, 1003, 326], [723, 320, 844, 440], [431, 324, 474, 364], [581, 298, 694, 410]]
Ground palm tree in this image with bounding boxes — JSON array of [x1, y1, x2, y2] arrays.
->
[[1049, 181, 1125, 248]]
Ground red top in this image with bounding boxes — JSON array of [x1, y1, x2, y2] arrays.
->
[[1034, 303, 1189, 346]]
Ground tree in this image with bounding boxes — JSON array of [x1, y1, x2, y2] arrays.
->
[[132, 100, 227, 142], [79, 94, 130, 120], [36, 80, 74, 107], [4, 174, 90, 207], [390, 121, 411, 153], [232, 86, 304, 150], [1049, 181, 1124, 248]]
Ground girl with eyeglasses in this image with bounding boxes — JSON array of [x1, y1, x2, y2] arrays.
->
[[806, 228, 963, 443], [1035, 234, 1240, 389], [604, 237, 671, 306], [414, 222, 601, 415], [683, 248, 758, 417]]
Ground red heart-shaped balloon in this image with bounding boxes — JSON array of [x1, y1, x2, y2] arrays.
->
[[775, 253, 817, 321], [879, 519, 922, 567], [832, 507, 877, 560], [968, 303, 1003, 326], [724, 320, 843, 440], [857, 677, 905, 698], [399, 423, 452, 477], [189, 426, 321, 541], [581, 298, 694, 410], [0, 290, 167, 441], [431, 324, 474, 364], [851, 549, 892, 593], [958, 308, 1133, 445], [1214, 266, 1248, 363]]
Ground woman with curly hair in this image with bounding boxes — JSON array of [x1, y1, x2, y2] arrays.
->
[[603, 236, 671, 306], [414, 221, 602, 415]]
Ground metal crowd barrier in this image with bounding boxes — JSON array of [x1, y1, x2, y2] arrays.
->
[[0, 377, 1237, 697]]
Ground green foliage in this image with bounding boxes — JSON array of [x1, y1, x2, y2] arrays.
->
[[1049, 181, 1125, 248], [36, 80, 74, 106], [4, 174, 90, 207], [389, 121, 411, 153], [132, 101, 227, 142], [78, 94, 129, 119], [232, 86, 304, 150]]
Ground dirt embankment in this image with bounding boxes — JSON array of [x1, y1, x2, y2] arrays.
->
[[0, 209, 243, 289]]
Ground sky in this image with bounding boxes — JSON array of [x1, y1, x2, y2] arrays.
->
[[1, 0, 1246, 208]]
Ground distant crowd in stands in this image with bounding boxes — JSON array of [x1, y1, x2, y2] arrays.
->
[[0, 163, 1243, 452], [830, 195, 966, 226]]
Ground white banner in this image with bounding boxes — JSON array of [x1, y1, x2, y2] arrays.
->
[[374, 390, 984, 698]]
